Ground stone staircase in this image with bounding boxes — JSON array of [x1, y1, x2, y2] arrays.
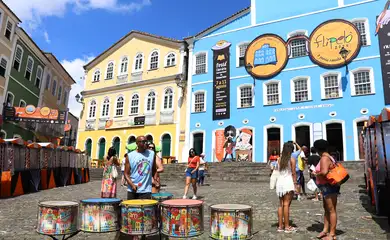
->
[[89, 161, 365, 184]]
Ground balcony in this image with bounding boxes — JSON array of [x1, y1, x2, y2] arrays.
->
[[145, 112, 156, 125], [85, 119, 96, 131], [160, 110, 174, 124], [98, 118, 108, 130], [131, 71, 143, 81], [116, 74, 128, 84]]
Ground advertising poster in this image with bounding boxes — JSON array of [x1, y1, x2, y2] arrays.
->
[[4, 105, 67, 124], [215, 130, 225, 162], [377, 7, 390, 104]]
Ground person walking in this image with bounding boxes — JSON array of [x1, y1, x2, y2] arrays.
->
[[198, 153, 207, 186], [276, 142, 298, 233], [124, 136, 155, 200], [313, 139, 340, 240], [183, 148, 200, 199], [121, 153, 128, 186], [101, 147, 120, 198], [291, 142, 305, 200], [268, 149, 279, 176], [148, 142, 164, 193]]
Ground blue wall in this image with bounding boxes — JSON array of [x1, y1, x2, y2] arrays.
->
[[189, 0, 388, 162]]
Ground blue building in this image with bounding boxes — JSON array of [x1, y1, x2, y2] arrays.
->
[[183, 0, 390, 162]]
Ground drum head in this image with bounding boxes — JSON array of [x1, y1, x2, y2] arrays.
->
[[162, 199, 203, 207], [39, 201, 78, 207], [122, 199, 157, 206], [81, 198, 121, 204], [210, 204, 252, 211]]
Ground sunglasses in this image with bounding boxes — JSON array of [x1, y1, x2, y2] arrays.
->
[[149, 146, 155, 150]]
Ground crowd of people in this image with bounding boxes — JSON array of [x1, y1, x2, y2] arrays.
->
[[270, 139, 341, 239], [99, 135, 342, 239]]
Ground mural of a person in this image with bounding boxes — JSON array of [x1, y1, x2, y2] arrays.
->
[[222, 125, 236, 162], [236, 129, 253, 162], [376, 0, 390, 34]]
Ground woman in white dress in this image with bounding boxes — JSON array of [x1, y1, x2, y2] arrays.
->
[[276, 142, 298, 233]]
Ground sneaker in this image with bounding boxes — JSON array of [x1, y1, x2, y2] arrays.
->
[[182, 195, 187, 199], [192, 195, 197, 200], [297, 195, 302, 201]]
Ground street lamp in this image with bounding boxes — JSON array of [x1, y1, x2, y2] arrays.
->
[[175, 74, 187, 97], [339, 47, 350, 72], [75, 93, 83, 103]]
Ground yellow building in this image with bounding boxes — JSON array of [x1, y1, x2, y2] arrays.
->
[[77, 31, 188, 162]]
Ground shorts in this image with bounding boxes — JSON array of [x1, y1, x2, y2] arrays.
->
[[198, 170, 205, 178], [127, 192, 152, 200], [270, 161, 278, 169], [296, 170, 304, 185], [185, 168, 198, 179], [317, 183, 340, 197], [121, 170, 124, 175]]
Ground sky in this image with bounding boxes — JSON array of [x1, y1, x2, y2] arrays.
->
[[3, 0, 250, 118]]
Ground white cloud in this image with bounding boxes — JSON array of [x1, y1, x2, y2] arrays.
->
[[43, 31, 51, 44], [61, 56, 94, 118], [3, 0, 152, 31]]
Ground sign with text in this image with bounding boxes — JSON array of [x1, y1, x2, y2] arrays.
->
[[245, 34, 288, 79], [377, 16, 390, 105], [309, 19, 361, 68], [105, 116, 145, 130], [215, 130, 225, 162], [4, 105, 67, 124], [212, 40, 231, 120]]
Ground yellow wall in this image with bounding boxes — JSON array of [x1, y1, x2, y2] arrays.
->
[[77, 33, 187, 161]]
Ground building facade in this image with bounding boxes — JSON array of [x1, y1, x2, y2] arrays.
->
[[185, 0, 390, 162], [61, 112, 79, 147], [77, 31, 188, 161]]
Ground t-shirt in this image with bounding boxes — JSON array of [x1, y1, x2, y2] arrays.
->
[[308, 154, 321, 170], [292, 150, 305, 172], [127, 149, 155, 193], [188, 156, 200, 169], [199, 158, 206, 171], [121, 158, 126, 171]]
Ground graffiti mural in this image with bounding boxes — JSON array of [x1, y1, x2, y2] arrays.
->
[[236, 129, 253, 162], [222, 125, 236, 162]]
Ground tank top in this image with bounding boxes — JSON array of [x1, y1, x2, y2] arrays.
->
[[127, 150, 155, 193], [315, 155, 335, 185]]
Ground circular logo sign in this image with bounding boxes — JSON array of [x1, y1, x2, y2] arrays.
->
[[309, 19, 361, 68], [40, 107, 51, 116], [25, 105, 36, 114], [245, 34, 288, 79], [105, 120, 113, 128]]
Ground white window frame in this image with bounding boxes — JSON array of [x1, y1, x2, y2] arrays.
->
[[119, 56, 129, 75], [6, 91, 14, 106], [93, 69, 101, 82], [236, 41, 250, 68], [165, 52, 176, 67], [162, 87, 174, 111], [145, 91, 157, 113], [4, 17, 14, 41], [351, 18, 371, 46], [101, 97, 110, 118], [349, 67, 375, 96], [129, 93, 140, 115], [320, 72, 343, 99], [237, 84, 254, 108], [25, 56, 34, 81], [149, 50, 160, 70], [194, 51, 208, 75], [105, 61, 114, 80], [19, 99, 26, 107], [88, 99, 97, 119], [35, 65, 43, 88], [287, 30, 309, 58], [13, 45, 23, 72], [191, 90, 207, 113], [0, 55, 8, 77], [115, 95, 125, 117], [263, 80, 282, 106], [133, 53, 144, 72], [290, 76, 312, 102]]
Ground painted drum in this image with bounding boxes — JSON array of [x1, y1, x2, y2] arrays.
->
[[152, 192, 173, 202], [79, 198, 121, 233], [210, 204, 253, 240], [120, 199, 159, 236], [37, 201, 79, 236], [160, 199, 204, 238]]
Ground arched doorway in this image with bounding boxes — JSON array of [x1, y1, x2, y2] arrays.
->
[[128, 136, 136, 144], [98, 138, 106, 160], [295, 126, 311, 148], [193, 133, 204, 156], [146, 135, 153, 143], [356, 121, 366, 160], [326, 123, 344, 161], [113, 137, 120, 156], [162, 134, 171, 157], [85, 139, 92, 157], [267, 128, 280, 158]]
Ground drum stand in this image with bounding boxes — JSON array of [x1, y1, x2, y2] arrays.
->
[[46, 230, 80, 240]]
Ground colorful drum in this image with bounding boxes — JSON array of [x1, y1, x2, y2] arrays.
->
[[121, 199, 159, 236], [79, 198, 121, 233], [210, 204, 253, 240], [161, 199, 204, 238], [37, 201, 78, 235], [152, 192, 173, 202]]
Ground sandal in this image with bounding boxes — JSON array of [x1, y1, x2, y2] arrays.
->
[[326, 235, 336, 240], [284, 226, 297, 233], [316, 232, 328, 239], [277, 227, 284, 232]]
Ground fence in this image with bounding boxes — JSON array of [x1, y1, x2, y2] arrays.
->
[[0, 138, 91, 198]]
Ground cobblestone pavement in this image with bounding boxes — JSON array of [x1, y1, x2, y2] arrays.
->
[[0, 179, 388, 240]]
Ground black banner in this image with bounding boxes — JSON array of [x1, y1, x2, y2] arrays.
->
[[212, 43, 231, 120], [378, 17, 390, 105]]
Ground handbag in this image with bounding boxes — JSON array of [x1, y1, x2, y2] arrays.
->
[[269, 169, 280, 190], [326, 157, 349, 186], [112, 165, 118, 179], [307, 179, 318, 192]]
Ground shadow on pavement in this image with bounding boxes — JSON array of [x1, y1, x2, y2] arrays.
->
[[307, 220, 345, 236]]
